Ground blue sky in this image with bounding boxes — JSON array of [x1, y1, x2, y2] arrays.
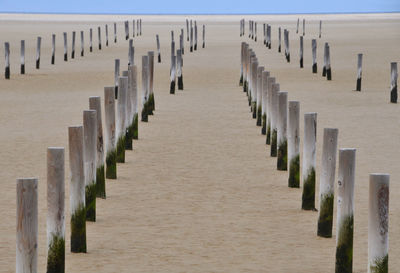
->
[[1, 0, 399, 14]]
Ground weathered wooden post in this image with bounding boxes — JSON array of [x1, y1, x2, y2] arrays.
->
[[299, 36, 304, 68], [51, 35, 55, 64], [36, 37, 41, 69], [270, 83, 280, 156], [89, 28, 93, 52], [335, 148, 356, 273], [286, 30, 290, 62], [267, 25, 271, 49], [251, 60, 258, 118], [116, 76, 127, 162], [97, 26, 101, 50], [190, 20, 193, 52], [202, 25, 205, 48], [21, 40, 25, 73], [296, 18, 299, 34], [71, 31, 76, 59], [277, 91, 288, 170], [323, 42, 328, 76], [114, 59, 120, 99], [125, 21, 129, 40], [177, 49, 183, 90], [368, 173, 389, 273], [89, 97, 105, 198], [278, 27, 281, 53], [254, 22, 257, 42], [243, 43, 249, 92], [180, 28, 184, 55], [16, 178, 38, 273], [63, 33, 68, 61], [132, 20, 135, 37], [319, 20, 322, 38], [390, 62, 397, 103], [302, 18, 305, 36], [80, 31, 84, 57], [141, 55, 149, 121], [156, 34, 161, 63], [288, 101, 300, 187], [249, 20, 251, 38], [114, 22, 117, 43], [356, 54, 363, 91], [137, 19, 140, 36], [261, 71, 270, 135], [140, 19, 142, 35], [46, 147, 65, 273], [148, 51, 155, 114], [326, 44, 332, 80], [256, 66, 264, 126], [105, 24, 109, 47], [170, 55, 176, 94], [266, 77, 276, 145], [130, 65, 138, 140], [312, 39, 317, 73], [68, 126, 86, 252], [317, 128, 339, 238], [4, 42, 10, 79], [83, 110, 97, 222], [240, 42, 244, 86], [123, 69, 133, 150], [302, 112, 317, 210], [104, 87, 117, 179], [128, 39, 134, 65], [186, 19, 189, 41]]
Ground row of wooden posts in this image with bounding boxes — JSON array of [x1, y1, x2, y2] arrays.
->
[[3, 19, 143, 79], [240, 41, 389, 273], [242, 18, 398, 103]]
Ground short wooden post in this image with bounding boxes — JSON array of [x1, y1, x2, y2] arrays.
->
[[125, 21, 129, 40], [148, 51, 155, 114], [319, 20, 322, 38], [278, 27, 281, 53], [261, 71, 270, 135], [368, 173, 389, 273], [63, 33, 68, 61], [288, 101, 300, 187], [128, 39, 134, 65], [323, 42, 328, 76], [114, 22, 117, 43], [266, 77, 276, 145], [51, 34, 55, 64], [312, 39, 317, 73], [326, 44, 332, 80], [256, 66, 264, 126], [302, 18, 305, 36], [170, 55, 176, 94], [46, 147, 65, 273], [186, 19, 189, 41], [114, 59, 120, 99], [356, 54, 363, 91], [390, 62, 397, 103], [277, 91, 288, 170], [89, 97, 105, 198], [104, 87, 117, 179], [5, 42, 10, 79], [299, 36, 304, 68], [202, 25, 205, 48], [16, 178, 38, 273], [68, 126, 86, 252], [270, 83, 280, 156], [105, 24, 108, 47], [156, 34, 161, 63], [296, 18, 299, 34], [97, 26, 101, 50], [83, 110, 97, 222], [130, 65, 138, 140], [317, 128, 339, 238], [21, 40, 25, 73], [141, 55, 149, 121], [335, 148, 356, 273], [116, 77, 127, 163], [89, 28, 93, 52], [302, 112, 317, 210], [36, 37, 41, 69], [177, 49, 183, 90]]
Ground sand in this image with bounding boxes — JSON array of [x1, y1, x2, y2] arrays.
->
[[0, 13, 399, 272]]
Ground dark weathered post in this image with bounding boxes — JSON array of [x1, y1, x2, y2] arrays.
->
[[190, 20, 193, 52], [97, 26, 101, 50], [63, 32, 68, 61], [312, 39, 317, 73], [254, 22, 257, 42], [300, 36, 304, 68], [390, 62, 398, 103], [261, 70, 270, 135], [267, 25, 271, 49], [186, 19, 189, 41], [326, 44, 332, 80], [288, 101, 300, 187], [132, 20, 135, 37], [71, 31, 76, 59], [21, 40, 25, 73], [156, 34, 161, 62], [266, 77, 276, 145], [256, 66, 264, 126], [296, 18, 299, 34], [278, 27, 281, 53], [4, 42, 10, 79], [356, 54, 362, 91], [114, 59, 120, 99], [80, 31, 84, 57], [302, 112, 317, 210], [125, 21, 129, 40], [105, 24, 108, 47], [89, 28, 93, 52], [302, 18, 305, 36], [322, 42, 328, 77], [36, 37, 41, 69], [170, 55, 176, 94], [277, 91, 288, 170], [319, 20, 322, 38], [51, 35, 55, 64], [148, 51, 155, 114], [177, 49, 183, 90], [194, 21, 198, 50], [114, 22, 117, 43], [202, 25, 205, 48], [128, 39, 134, 65]]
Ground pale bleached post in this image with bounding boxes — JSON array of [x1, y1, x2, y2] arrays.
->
[[302, 18, 305, 36], [368, 174, 389, 273], [177, 49, 183, 90], [68, 126, 86, 252], [251, 60, 258, 118], [356, 54, 363, 91], [319, 20, 322, 38], [114, 22, 117, 43], [326, 45, 332, 80], [277, 91, 288, 170], [128, 39, 134, 65], [104, 87, 117, 179], [124, 69, 133, 150], [89, 28, 93, 52], [335, 148, 356, 273], [141, 55, 150, 121], [243, 43, 249, 92], [130, 65, 138, 139], [156, 34, 161, 63], [5, 42, 10, 79], [105, 24, 108, 47], [63, 33, 68, 61], [97, 26, 101, 50], [322, 42, 328, 77], [302, 112, 317, 210], [202, 25, 205, 48], [21, 40, 25, 73], [312, 39, 317, 73], [114, 59, 120, 99], [89, 97, 105, 198], [71, 31, 76, 59], [186, 19, 189, 41], [254, 22, 257, 42], [51, 35, 55, 64], [299, 36, 304, 68], [390, 62, 398, 103], [46, 147, 65, 273], [266, 77, 276, 145], [278, 27, 281, 53], [296, 18, 299, 34], [16, 178, 38, 273], [288, 101, 300, 187], [256, 66, 264, 126], [125, 21, 129, 40], [190, 20, 193, 52], [148, 51, 155, 114], [83, 110, 97, 222], [261, 71, 270, 135], [317, 128, 339, 238], [36, 37, 41, 69], [170, 55, 176, 94], [132, 20, 135, 37], [116, 76, 127, 163], [270, 83, 280, 156]]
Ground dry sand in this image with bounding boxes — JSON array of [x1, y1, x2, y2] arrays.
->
[[0, 13, 400, 272]]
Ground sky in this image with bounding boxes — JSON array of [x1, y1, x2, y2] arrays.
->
[[1, 0, 399, 14]]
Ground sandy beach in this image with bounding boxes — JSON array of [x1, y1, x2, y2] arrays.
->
[[0, 13, 399, 272]]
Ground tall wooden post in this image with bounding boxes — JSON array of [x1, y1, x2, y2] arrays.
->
[[319, 20, 322, 38], [141, 55, 149, 120], [323, 42, 328, 77], [125, 21, 129, 40], [71, 31, 76, 59], [114, 22, 117, 43], [114, 59, 120, 99], [130, 65, 138, 140], [104, 87, 117, 179], [270, 83, 280, 156], [80, 31, 84, 57], [296, 18, 299, 34], [21, 40, 26, 73], [170, 55, 176, 94], [266, 77, 276, 145], [63, 33, 68, 61], [356, 54, 363, 91], [302, 112, 317, 210], [202, 25, 205, 48], [89, 28, 93, 52], [177, 49, 183, 90], [256, 66, 264, 126], [156, 34, 161, 63], [288, 101, 300, 187], [97, 26, 101, 50], [277, 91, 288, 170], [105, 24, 108, 47], [116, 77, 127, 163], [299, 36, 304, 68], [51, 34, 55, 64], [390, 62, 397, 103], [148, 51, 155, 114], [261, 71, 270, 135], [278, 27, 281, 53], [5, 42, 10, 79], [312, 39, 317, 73], [326, 44, 332, 80], [36, 37, 41, 69], [128, 39, 134, 65]]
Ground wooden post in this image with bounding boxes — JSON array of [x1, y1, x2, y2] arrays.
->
[[194, 21, 198, 50], [63, 33, 67, 61], [128, 39, 134, 65], [104, 87, 117, 179], [270, 83, 280, 156], [156, 34, 161, 63], [137, 19, 140, 36], [335, 148, 356, 273], [286, 30, 290, 62], [323, 42, 328, 77], [186, 19, 189, 41], [266, 77, 276, 145], [68, 126, 86, 253], [148, 51, 155, 114], [5, 42, 10, 79], [277, 91, 288, 170], [202, 25, 205, 48], [267, 25, 271, 49], [243, 43, 249, 92], [251, 60, 258, 118], [368, 173, 389, 273], [261, 71, 270, 135], [302, 18, 305, 36], [46, 147, 65, 273], [89, 97, 105, 198], [326, 44, 332, 80], [171, 41, 175, 61], [190, 20, 193, 52], [132, 20, 135, 37], [288, 101, 300, 187], [116, 77, 127, 163], [51, 34, 55, 64], [180, 28, 184, 55], [317, 128, 339, 238], [97, 26, 101, 50], [278, 27, 281, 53], [296, 18, 299, 34], [71, 31, 76, 59], [390, 62, 398, 103], [240, 42, 244, 86], [114, 22, 117, 43], [125, 21, 129, 40], [140, 19, 142, 35], [256, 66, 264, 126], [105, 24, 108, 47], [302, 112, 317, 210], [356, 54, 363, 91], [254, 22, 257, 42], [312, 39, 317, 73], [170, 55, 176, 94], [80, 31, 84, 57], [83, 110, 97, 222], [114, 59, 120, 99], [16, 178, 38, 273], [89, 28, 93, 52], [123, 70, 133, 150], [141, 55, 149, 121], [299, 36, 304, 68], [319, 20, 322, 38], [21, 40, 25, 73], [130, 65, 138, 140], [36, 37, 41, 69], [177, 49, 183, 90]]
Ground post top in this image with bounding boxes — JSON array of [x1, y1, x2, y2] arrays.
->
[[47, 147, 65, 151]]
